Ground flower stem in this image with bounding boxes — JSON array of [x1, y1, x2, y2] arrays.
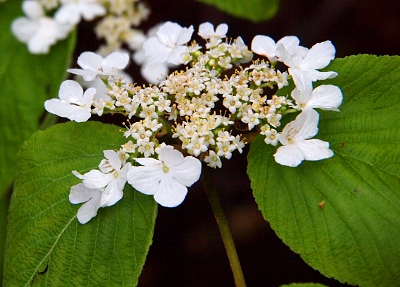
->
[[201, 168, 247, 287], [39, 113, 58, 130]]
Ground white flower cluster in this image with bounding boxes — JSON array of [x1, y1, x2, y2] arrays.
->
[[251, 35, 342, 166], [95, 0, 150, 55], [10, 0, 149, 54], [44, 21, 343, 223]]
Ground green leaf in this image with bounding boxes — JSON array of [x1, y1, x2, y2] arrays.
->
[[0, 0, 76, 198], [280, 284, 328, 287], [196, 0, 279, 22], [4, 122, 157, 286], [0, 195, 10, 285], [248, 55, 400, 286]]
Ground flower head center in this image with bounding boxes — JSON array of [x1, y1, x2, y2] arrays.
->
[[163, 164, 169, 173]]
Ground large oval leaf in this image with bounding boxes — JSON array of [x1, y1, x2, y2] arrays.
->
[[4, 122, 157, 286], [280, 284, 328, 287], [248, 55, 400, 286], [196, 0, 279, 22], [0, 0, 76, 198]]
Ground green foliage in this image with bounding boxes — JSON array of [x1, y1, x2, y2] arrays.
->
[[0, 0, 76, 198], [248, 55, 400, 286], [280, 284, 328, 287], [196, 0, 279, 22], [3, 122, 157, 286]]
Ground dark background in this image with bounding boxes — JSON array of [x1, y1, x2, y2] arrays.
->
[[78, 0, 400, 286]]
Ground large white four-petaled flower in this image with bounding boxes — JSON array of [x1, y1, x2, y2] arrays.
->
[[44, 80, 95, 122], [127, 146, 202, 207], [68, 51, 130, 81], [251, 35, 305, 63], [291, 84, 343, 111], [142, 21, 194, 67], [11, 0, 71, 54], [55, 0, 106, 25], [274, 109, 333, 167], [276, 40, 337, 94], [70, 150, 131, 224]]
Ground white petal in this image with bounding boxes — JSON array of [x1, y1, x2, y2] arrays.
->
[[134, 157, 160, 166], [117, 163, 131, 190], [67, 68, 97, 81], [44, 98, 90, 122], [76, 193, 102, 224], [69, 183, 98, 204], [69, 183, 103, 224], [80, 77, 107, 96], [154, 174, 188, 207], [296, 139, 334, 161], [22, 1, 44, 19], [140, 62, 169, 84], [103, 180, 123, 206], [55, 4, 81, 24], [66, 106, 92, 122], [274, 145, 304, 167], [276, 36, 300, 53], [169, 156, 202, 187], [72, 170, 84, 179], [280, 109, 319, 143], [27, 20, 60, 54], [304, 69, 338, 82], [176, 25, 194, 46], [306, 85, 343, 111], [103, 150, 121, 170], [11, 18, 38, 42], [167, 45, 188, 65], [288, 67, 313, 95], [81, 87, 96, 106], [143, 37, 171, 67], [215, 23, 228, 37], [156, 21, 183, 46], [127, 165, 163, 195], [102, 52, 129, 71], [80, 3, 106, 21], [82, 170, 113, 189], [291, 87, 312, 107], [276, 43, 299, 67], [133, 49, 146, 65], [77, 51, 103, 71], [251, 35, 276, 58], [198, 22, 213, 39], [159, 146, 184, 166], [44, 98, 76, 118], [300, 40, 336, 70], [58, 80, 84, 103], [294, 109, 320, 140]]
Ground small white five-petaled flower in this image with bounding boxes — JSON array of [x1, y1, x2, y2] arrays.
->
[[274, 109, 333, 167], [127, 145, 202, 207]]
